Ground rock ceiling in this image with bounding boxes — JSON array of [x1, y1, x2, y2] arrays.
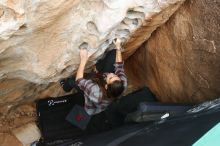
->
[[0, 0, 184, 83]]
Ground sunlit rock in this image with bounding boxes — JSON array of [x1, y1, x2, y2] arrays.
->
[[1, 0, 220, 144], [0, 0, 184, 83], [0, 0, 184, 112]]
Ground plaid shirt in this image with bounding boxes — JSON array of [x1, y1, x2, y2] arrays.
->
[[76, 62, 127, 115]]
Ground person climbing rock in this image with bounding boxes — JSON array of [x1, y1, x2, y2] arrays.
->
[[60, 38, 127, 115]]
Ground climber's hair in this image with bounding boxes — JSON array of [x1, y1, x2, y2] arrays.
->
[[91, 76, 124, 100], [106, 80, 124, 99]]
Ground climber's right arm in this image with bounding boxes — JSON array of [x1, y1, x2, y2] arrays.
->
[[75, 49, 91, 81]]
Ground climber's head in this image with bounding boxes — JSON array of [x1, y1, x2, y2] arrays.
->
[[105, 73, 124, 98]]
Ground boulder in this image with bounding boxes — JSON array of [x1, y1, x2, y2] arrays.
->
[[125, 0, 220, 103], [0, 0, 184, 113]]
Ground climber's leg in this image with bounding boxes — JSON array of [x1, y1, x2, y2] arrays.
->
[[60, 76, 81, 93], [95, 49, 116, 73]]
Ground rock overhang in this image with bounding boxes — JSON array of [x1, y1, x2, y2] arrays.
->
[[0, 0, 185, 84]]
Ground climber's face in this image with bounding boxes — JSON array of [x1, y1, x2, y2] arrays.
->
[[106, 73, 120, 84]]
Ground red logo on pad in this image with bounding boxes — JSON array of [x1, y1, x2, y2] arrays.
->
[[75, 113, 85, 121]]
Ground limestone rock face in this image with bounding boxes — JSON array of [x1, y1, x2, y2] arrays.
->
[[126, 0, 220, 103], [0, 0, 219, 144], [0, 133, 22, 146], [0, 0, 184, 111], [0, 1, 184, 142], [0, 0, 183, 83]]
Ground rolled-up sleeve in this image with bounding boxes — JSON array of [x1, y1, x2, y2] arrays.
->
[[114, 62, 128, 88], [76, 78, 102, 103]]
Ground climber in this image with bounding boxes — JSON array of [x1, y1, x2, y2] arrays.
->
[[60, 38, 127, 115]]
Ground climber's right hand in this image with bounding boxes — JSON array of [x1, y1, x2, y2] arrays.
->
[[113, 38, 122, 50], [79, 48, 92, 64]]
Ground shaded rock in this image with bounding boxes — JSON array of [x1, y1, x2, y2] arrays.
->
[[0, 0, 184, 114], [12, 123, 41, 146], [125, 0, 220, 103], [0, 133, 22, 146], [0, 0, 219, 143], [0, 104, 36, 133]]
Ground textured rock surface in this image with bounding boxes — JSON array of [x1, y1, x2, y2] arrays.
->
[[0, 1, 185, 144], [1, 0, 219, 144], [0, 0, 183, 83], [125, 0, 220, 103], [0, 133, 22, 146], [12, 123, 41, 146], [0, 0, 184, 113], [0, 104, 36, 133]]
